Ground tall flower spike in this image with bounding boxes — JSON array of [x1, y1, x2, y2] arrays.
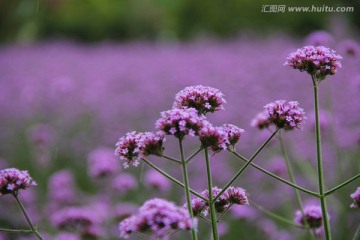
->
[[173, 85, 226, 115], [284, 45, 342, 81], [155, 108, 208, 139], [264, 100, 306, 130], [350, 187, 360, 208], [0, 168, 37, 195]]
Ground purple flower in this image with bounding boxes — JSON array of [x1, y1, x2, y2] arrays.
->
[[221, 123, 244, 147], [189, 186, 248, 217], [119, 215, 142, 239], [113, 203, 139, 221], [0, 168, 36, 195], [307, 110, 331, 131], [199, 123, 229, 153], [264, 100, 306, 130], [284, 45, 342, 80], [115, 131, 165, 168], [87, 147, 120, 178], [350, 187, 360, 208], [338, 39, 360, 57], [112, 173, 138, 194], [47, 170, 77, 205], [27, 123, 56, 147], [144, 169, 171, 192], [304, 31, 334, 47], [114, 131, 141, 168], [251, 110, 272, 130], [173, 85, 226, 115], [230, 204, 257, 220], [137, 132, 165, 157], [189, 198, 208, 216], [224, 186, 248, 205], [119, 198, 196, 239], [51, 206, 102, 237], [294, 205, 325, 229], [53, 233, 81, 240], [155, 108, 208, 139]]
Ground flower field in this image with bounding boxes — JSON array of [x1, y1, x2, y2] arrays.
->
[[0, 32, 359, 239]]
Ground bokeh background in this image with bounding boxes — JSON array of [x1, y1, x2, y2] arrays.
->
[[0, 0, 359, 239]]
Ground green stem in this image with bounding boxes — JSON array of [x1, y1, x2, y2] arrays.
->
[[179, 139, 198, 240], [325, 172, 360, 196], [214, 129, 279, 202], [313, 76, 332, 240], [142, 158, 206, 201], [204, 148, 219, 240], [279, 131, 315, 240], [230, 150, 320, 197], [352, 224, 360, 240], [13, 193, 44, 240], [250, 200, 302, 228], [161, 154, 181, 164], [0, 228, 33, 233], [186, 147, 203, 164], [216, 203, 233, 222], [199, 215, 211, 224]]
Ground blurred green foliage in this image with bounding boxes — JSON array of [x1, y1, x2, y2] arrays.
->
[[0, 0, 359, 42]]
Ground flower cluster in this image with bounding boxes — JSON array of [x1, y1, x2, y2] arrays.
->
[[87, 147, 120, 178], [48, 170, 77, 205], [112, 173, 138, 194], [114, 131, 165, 168], [199, 124, 229, 153], [294, 205, 324, 229], [350, 187, 360, 208], [263, 100, 306, 130], [144, 169, 171, 192], [284, 45, 342, 80], [221, 124, 245, 147], [51, 206, 102, 238], [199, 123, 245, 153], [114, 132, 139, 168], [173, 85, 226, 115], [304, 31, 334, 47], [155, 108, 208, 139], [251, 111, 272, 129], [189, 186, 248, 217], [27, 123, 56, 147], [136, 132, 165, 156], [0, 168, 37, 195], [119, 198, 196, 239]]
